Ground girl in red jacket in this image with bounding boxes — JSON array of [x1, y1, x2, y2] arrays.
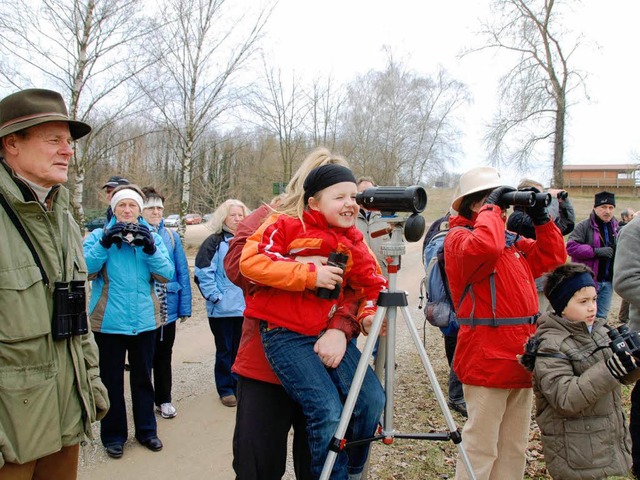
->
[[240, 164, 386, 480]]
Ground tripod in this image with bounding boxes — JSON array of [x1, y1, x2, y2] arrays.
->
[[319, 220, 477, 480]]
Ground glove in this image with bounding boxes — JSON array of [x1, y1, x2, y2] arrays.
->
[[606, 351, 637, 380], [100, 222, 126, 249], [136, 224, 157, 255], [525, 197, 550, 226], [594, 246, 614, 259], [179, 316, 189, 323], [483, 186, 516, 210], [92, 378, 110, 421]]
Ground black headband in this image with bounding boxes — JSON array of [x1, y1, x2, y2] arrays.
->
[[546, 272, 596, 316], [303, 164, 356, 203]]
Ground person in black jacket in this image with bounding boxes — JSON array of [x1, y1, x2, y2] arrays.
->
[[507, 179, 575, 312]]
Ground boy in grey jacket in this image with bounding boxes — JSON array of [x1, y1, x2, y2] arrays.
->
[[523, 263, 639, 479]]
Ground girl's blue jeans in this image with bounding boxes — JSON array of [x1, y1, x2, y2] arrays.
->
[[260, 323, 385, 480]]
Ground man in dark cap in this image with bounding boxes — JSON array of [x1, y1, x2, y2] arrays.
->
[[101, 175, 130, 223], [0, 88, 108, 478], [567, 190, 618, 319]]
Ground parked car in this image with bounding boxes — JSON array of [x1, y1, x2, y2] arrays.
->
[[164, 214, 180, 227], [85, 216, 107, 232], [202, 213, 214, 223], [185, 213, 202, 225]]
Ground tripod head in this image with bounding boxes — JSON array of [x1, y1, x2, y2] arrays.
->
[[371, 214, 426, 257], [370, 214, 426, 291]]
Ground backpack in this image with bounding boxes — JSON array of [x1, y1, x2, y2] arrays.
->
[[419, 228, 458, 332]]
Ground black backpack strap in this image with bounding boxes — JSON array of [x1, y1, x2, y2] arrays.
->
[[0, 190, 50, 286]]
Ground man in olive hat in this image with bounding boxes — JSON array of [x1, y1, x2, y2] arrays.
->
[[0, 88, 108, 478], [567, 190, 619, 320]]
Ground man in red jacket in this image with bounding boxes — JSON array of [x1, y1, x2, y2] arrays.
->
[[444, 166, 566, 480]]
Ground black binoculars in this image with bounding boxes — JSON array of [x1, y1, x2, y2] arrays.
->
[[317, 252, 348, 300], [113, 223, 146, 248], [557, 190, 569, 201], [608, 324, 640, 359], [501, 191, 552, 207], [52, 281, 89, 340]]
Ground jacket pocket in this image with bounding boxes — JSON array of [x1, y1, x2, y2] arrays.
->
[[0, 266, 49, 342], [0, 366, 61, 463], [564, 416, 612, 469], [166, 281, 182, 294]]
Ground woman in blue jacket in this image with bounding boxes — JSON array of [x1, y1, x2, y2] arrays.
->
[[142, 187, 192, 419], [194, 199, 250, 407], [84, 185, 174, 459]]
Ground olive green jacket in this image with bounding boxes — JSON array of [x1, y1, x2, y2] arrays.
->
[[0, 163, 109, 467]]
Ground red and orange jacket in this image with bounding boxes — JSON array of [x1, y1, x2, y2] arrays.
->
[[239, 208, 387, 337], [226, 204, 361, 384], [444, 205, 566, 389]]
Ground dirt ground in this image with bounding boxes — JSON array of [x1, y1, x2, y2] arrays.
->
[[77, 226, 437, 480], [77, 223, 629, 480]]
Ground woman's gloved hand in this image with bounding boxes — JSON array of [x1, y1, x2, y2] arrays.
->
[[136, 224, 157, 255], [483, 186, 516, 210], [100, 222, 126, 249]]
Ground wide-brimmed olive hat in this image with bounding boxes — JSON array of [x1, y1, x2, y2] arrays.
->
[[0, 88, 91, 140]]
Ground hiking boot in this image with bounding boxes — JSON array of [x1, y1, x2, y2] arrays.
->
[[448, 401, 468, 418], [220, 395, 237, 407], [156, 402, 177, 419]]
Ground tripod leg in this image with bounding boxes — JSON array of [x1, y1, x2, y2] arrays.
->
[[319, 306, 387, 480], [399, 305, 477, 480]]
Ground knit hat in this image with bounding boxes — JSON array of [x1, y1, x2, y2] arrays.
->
[[594, 191, 615, 207], [303, 164, 357, 203], [546, 271, 596, 316], [110, 188, 144, 212]]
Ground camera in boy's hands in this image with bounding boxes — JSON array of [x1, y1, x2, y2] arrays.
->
[[316, 252, 348, 300], [606, 324, 640, 380]]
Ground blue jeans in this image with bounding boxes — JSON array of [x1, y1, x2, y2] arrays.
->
[[261, 325, 385, 480], [596, 280, 613, 319]]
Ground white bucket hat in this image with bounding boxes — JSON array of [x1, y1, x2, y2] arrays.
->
[[452, 166, 504, 211]]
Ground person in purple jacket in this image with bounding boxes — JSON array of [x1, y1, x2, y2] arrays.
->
[[566, 191, 619, 320]]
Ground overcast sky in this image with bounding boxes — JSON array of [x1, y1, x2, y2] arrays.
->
[[262, 0, 640, 184]]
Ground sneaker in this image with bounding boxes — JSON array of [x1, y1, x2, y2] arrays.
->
[[156, 403, 177, 419], [220, 395, 237, 407]]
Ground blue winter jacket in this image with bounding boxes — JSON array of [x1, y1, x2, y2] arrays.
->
[[156, 221, 192, 322], [194, 231, 245, 318], [84, 217, 175, 335]]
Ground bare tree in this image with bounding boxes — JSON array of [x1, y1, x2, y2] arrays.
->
[[469, 0, 585, 187], [341, 53, 469, 185], [306, 75, 346, 151], [243, 60, 309, 185], [0, 0, 156, 224], [140, 0, 273, 236]]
